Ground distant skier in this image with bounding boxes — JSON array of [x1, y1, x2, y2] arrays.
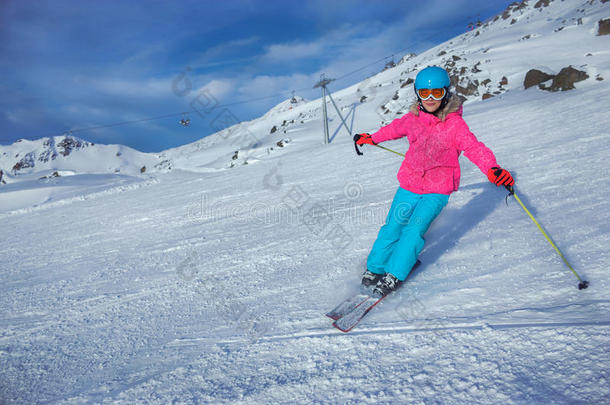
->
[[354, 66, 514, 296]]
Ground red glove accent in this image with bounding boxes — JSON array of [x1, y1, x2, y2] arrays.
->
[[355, 133, 375, 145], [487, 167, 514, 187]]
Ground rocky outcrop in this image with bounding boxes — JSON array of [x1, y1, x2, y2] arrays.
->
[[524, 66, 589, 91], [548, 67, 589, 91], [524, 69, 555, 89], [400, 78, 414, 89], [9, 136, 92, 174], [534, 0, 551, 8], [454, 78, 479, 96], [39, 171, 60, 180], [12, 152, 35, 173], [598, 18, 610, 36], [57, 137, 89, 156]]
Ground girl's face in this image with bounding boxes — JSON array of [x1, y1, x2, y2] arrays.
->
[[421, 98, 442, 113]]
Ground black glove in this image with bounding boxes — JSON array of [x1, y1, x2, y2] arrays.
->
[[353, 133, 376, 145]]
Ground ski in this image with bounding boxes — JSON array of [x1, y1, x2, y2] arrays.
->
[[332, 293, 385, 332], [325, 293, 371, 320], [327, 260, 421, 332]]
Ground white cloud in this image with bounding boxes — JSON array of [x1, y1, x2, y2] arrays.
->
[[62, 104, 108, 117], [263, 41, 325, 62], [237, 73, 312, 98], [80, 76, 174, 99], [4, 109, 29, 125], [192, 36, 261, 69], [197, 78, 237, 100], [260, 24, 362, 63]]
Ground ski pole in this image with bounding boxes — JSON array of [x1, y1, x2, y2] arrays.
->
[[373, 144, 404, 156], [353, 135, 403, 157], [505, 186, 589, 290]]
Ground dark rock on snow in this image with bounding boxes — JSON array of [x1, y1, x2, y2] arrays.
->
[[598, 18, 610, 36], [549, 66, 589, 91], [524, 69, 555, 89], [524, 66, 589, 91]]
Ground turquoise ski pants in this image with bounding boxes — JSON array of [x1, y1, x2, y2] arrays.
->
[[367, 187, 449, 281]]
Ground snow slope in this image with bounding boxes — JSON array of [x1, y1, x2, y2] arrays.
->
[[1, 0, 609, 403]]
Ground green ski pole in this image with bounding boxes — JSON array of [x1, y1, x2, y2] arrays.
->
[[505, 186, 588, 290]]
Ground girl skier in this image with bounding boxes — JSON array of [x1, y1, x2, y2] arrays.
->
[[354, 66, 514, 296]]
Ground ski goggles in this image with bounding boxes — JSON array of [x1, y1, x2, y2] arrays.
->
[[417, 88, 446, 100]]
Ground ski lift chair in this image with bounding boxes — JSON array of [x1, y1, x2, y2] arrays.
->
[[179, 114, 190, 126]]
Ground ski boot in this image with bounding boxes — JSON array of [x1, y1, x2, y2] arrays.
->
[[361, 270, 383, 287], [373, 273, 402, 296]]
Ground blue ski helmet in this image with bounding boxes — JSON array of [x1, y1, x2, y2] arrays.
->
[[414, 66, 452, 113], [414, 66, 451, 90]]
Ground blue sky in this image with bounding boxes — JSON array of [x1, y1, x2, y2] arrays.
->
[[1, 0, 510, 152]]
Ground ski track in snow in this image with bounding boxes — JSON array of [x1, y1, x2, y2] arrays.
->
[[2, 1, 610, 403]]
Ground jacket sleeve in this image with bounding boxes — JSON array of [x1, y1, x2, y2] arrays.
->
[[454, 120, 498, 174], [371, 113, 414, 144]]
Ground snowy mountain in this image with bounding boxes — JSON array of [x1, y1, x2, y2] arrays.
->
[[0, 135, 169, 180], [0, 135, 171, 212], [1, 0, 609, 403]]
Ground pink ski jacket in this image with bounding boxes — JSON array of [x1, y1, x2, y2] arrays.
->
[[371, 95, 498, 195]]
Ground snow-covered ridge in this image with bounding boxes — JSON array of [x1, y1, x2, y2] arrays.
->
[[262, 95, 308, 119], [0, 135, 170, 184]]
